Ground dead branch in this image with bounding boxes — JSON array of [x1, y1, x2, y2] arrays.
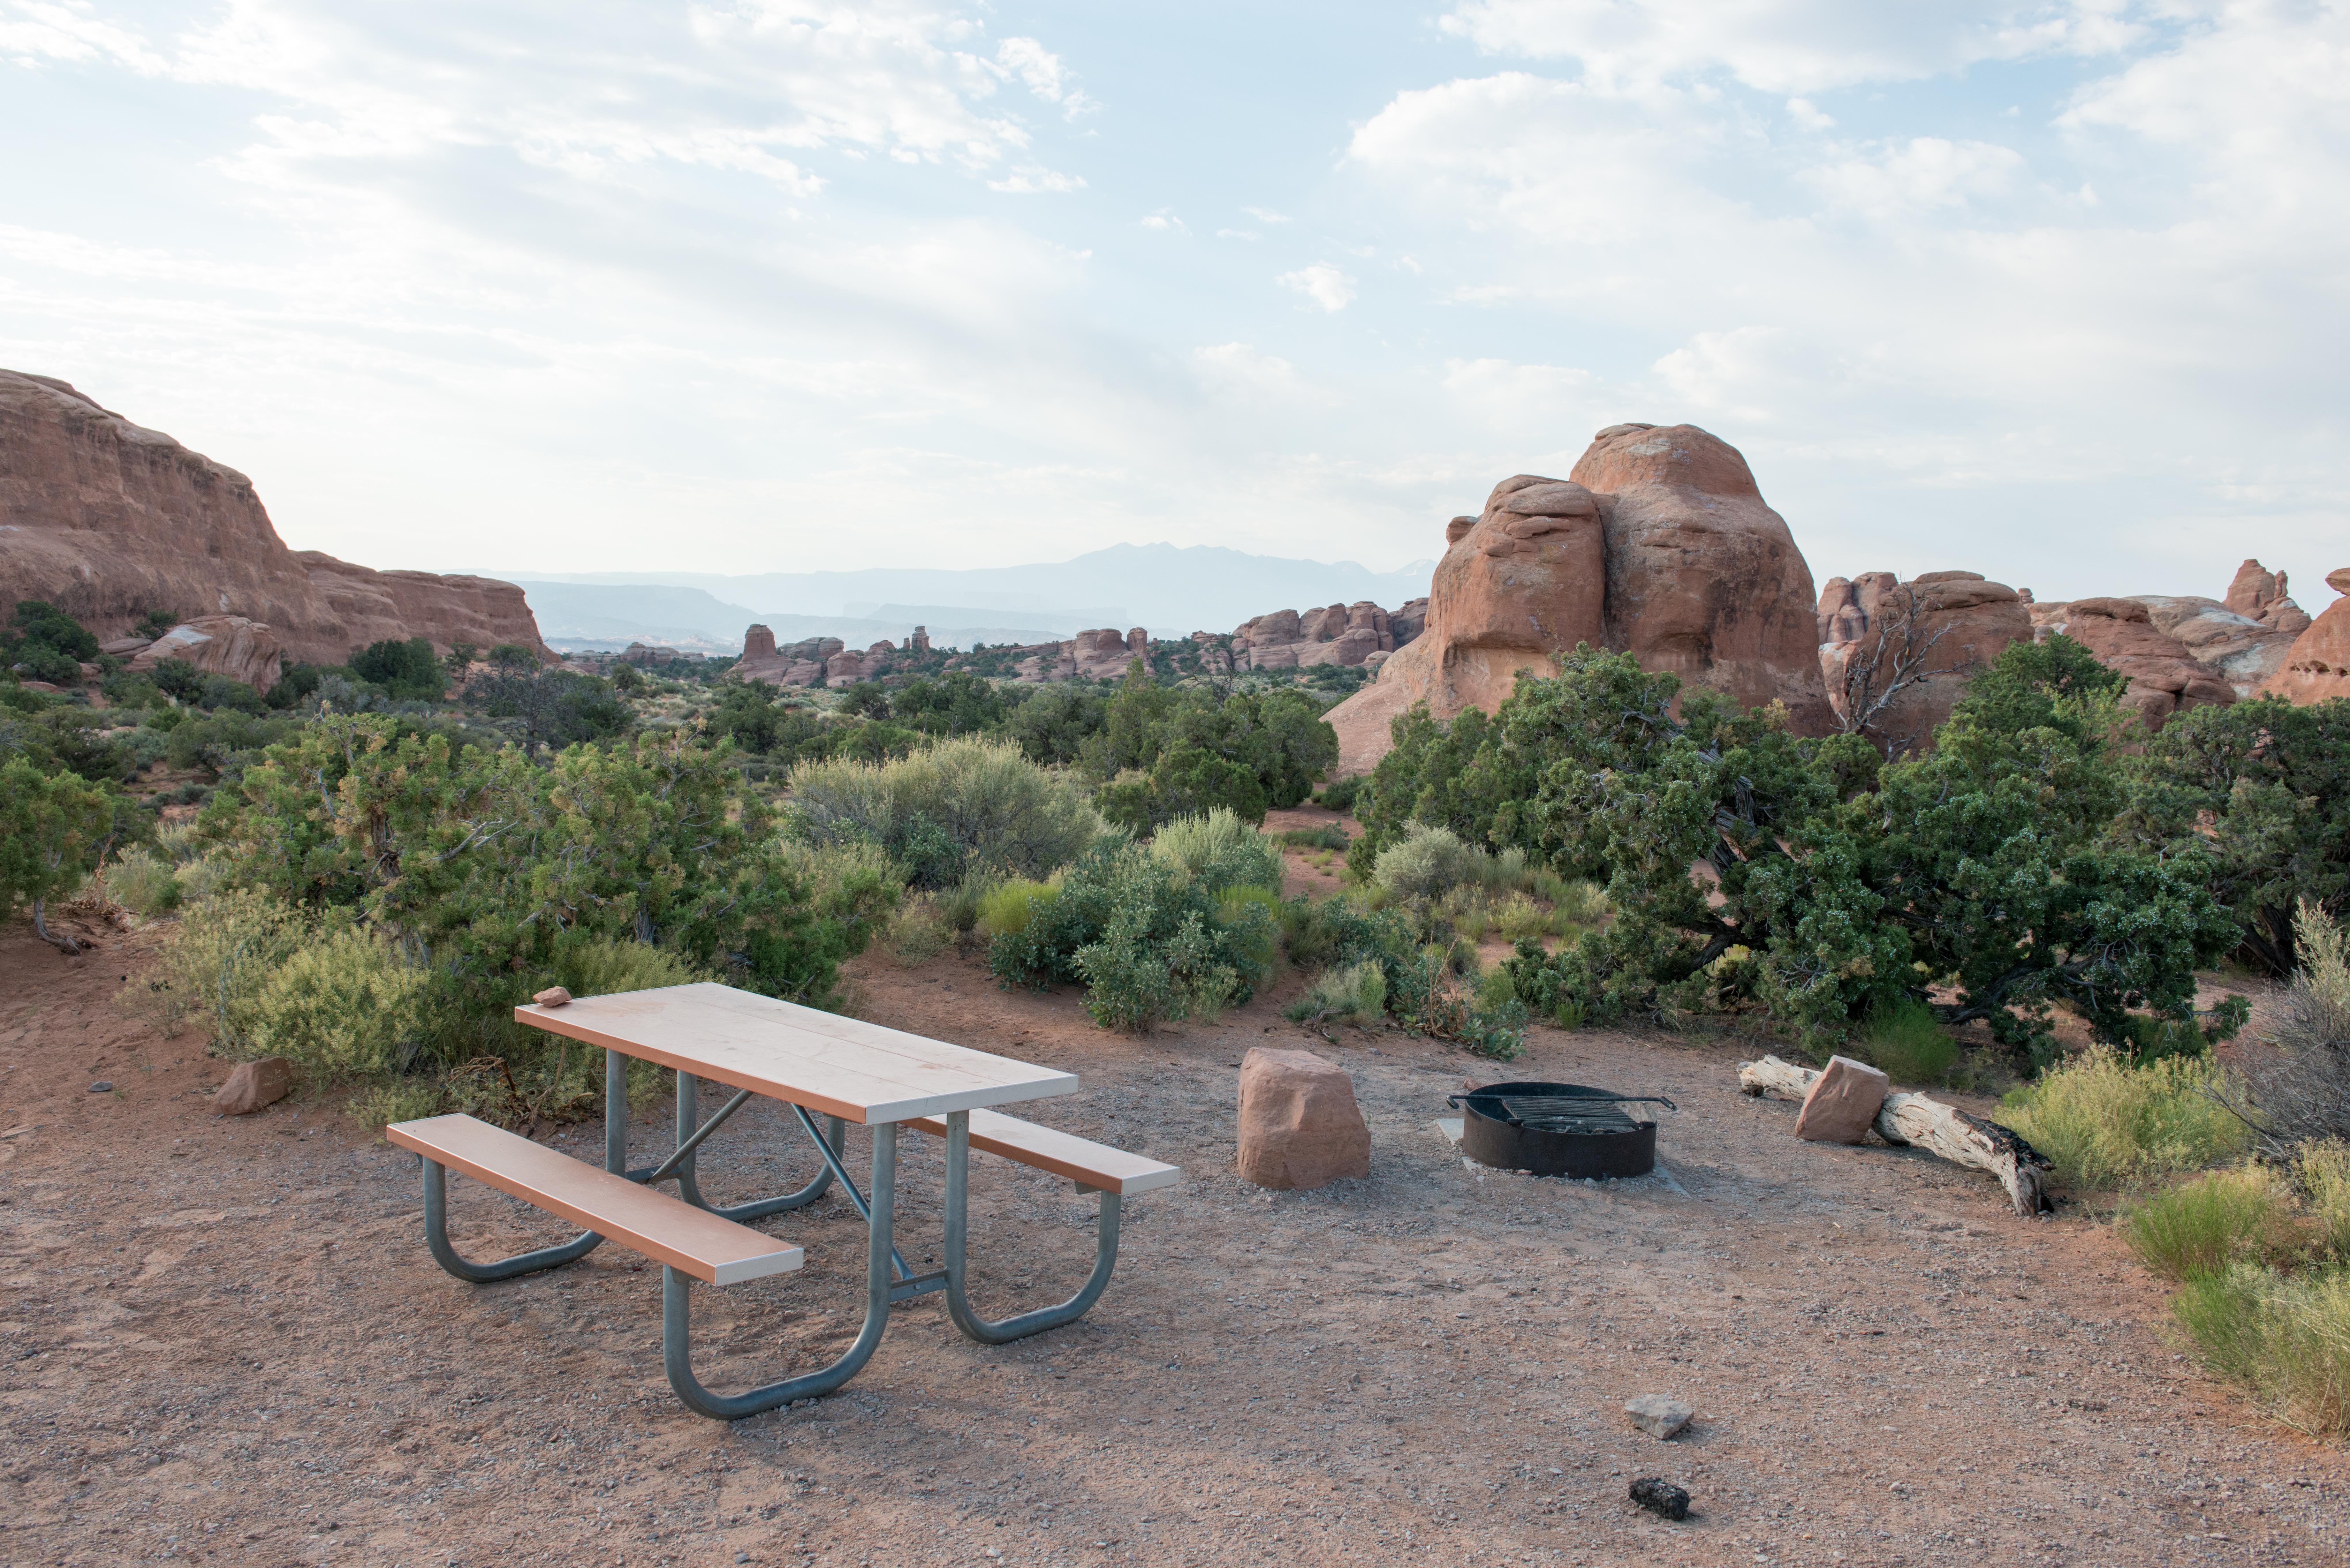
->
[[1739, 1054, 2052, 1216], [1834, 584, 1961, 758]]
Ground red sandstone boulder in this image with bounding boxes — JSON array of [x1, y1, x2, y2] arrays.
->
[[2031, 597, 2235, 729], [2261, 569, 2350, 706], [1237, 1048, 1370, 1190], [1325, 423, 1831, 773], [1816, 570, 2031, 750], [2128, 595, 2300, 697], [127, 615, 286, 694], [0, 370, 551, 663], [213, 1057, 293, 1116], [1793, 1056, 1889, 1143]]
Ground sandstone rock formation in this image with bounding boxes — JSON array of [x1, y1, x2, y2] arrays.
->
[[1236, 1048, 1370, 1191], [1012, 627, 1152, 683], [1323, 423, 1830, 775], [0, 369, 551, 664], [119, 616, 287, 694], [2261, 567, 2350, 706], [1793, 1055, 1891, 1144], [728, 627, 846, 687], [212, 1057, 293, 1116], [1815, 570, 2032, 749], [2225, 559, 2313, 635], [1230, 600, 1407, 671], [2029, 597, 2236, 729], [2126, 594, 2300, 697]]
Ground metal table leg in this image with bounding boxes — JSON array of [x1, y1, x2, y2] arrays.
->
[[630, 1069, 839, 1221], [663, 1122, 900, 1421], [941, 1109, 1124, 1344], [421, 1158, 604, 1282]]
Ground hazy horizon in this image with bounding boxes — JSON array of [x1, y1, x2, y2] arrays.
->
[[3, 2, 2343, 607]]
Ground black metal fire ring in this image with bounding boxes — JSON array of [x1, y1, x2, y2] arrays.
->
[[1446, 1080, 1675, 1179]]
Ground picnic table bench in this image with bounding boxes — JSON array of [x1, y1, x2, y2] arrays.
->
[[386, 982, 1178, 1420]]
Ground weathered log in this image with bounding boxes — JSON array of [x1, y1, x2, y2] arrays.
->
[[1739, 1055, 2052, 1216]]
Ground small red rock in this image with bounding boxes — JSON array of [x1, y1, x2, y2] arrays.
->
[[212, 1057, 293, 1116], [1238, 1048, 1370, 1190], [533, 986, 572, 1007], [1793, 1055, 1889, 1144]]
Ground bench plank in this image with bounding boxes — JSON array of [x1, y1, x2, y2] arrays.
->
[[514, 983, 1078, 1124], [907, 1108, 1181, 1196], [388, 1114, 803, 1285]]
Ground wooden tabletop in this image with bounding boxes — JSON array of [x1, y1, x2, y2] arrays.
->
[[515, 982, 1077, 1124]]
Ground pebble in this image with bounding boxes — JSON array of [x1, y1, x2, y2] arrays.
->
[[1624, 1394, 1694, 1439], [88, 1081, 113, 1093]]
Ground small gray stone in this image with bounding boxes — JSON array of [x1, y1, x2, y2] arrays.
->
[[88, 1081, 113, 1093], [1624, 1394, 1694, 1439], [1630, 1476, 1690, 1519]]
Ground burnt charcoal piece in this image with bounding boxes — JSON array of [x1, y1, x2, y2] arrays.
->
[[1629, 1477, 1690, 1521]]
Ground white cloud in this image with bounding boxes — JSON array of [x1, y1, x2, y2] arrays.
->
[[1242, 205, 1292, 223], [993, 34, 1098, 118], [1807, 136, 2026, 211], [1140, 209, 1188, 232], [0, 0, 163, 70], [1278, 262, 1357, 312], [1438, 0, 2147, 94]]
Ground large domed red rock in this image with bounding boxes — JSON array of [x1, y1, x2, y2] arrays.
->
[[1815, 570, 2032, 749], [2260, 569, 2350, 705], [124, 615, 286, 693], [2030, 597, 2235, 729], [0, 369, 551, 663], [1325, 423, 1831, 773]]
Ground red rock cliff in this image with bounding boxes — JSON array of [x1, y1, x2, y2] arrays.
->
[[0, 370, 550, 665]]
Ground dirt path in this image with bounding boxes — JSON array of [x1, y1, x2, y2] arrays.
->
[[3, 922, 2344, 1568]]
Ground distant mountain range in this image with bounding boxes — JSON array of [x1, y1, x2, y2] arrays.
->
[[486, 544, 1435, 653]]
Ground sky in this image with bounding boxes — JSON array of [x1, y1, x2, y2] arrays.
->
[[1, 0, 2344, 607]]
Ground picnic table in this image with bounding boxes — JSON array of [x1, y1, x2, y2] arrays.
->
[[386, 982, 1179, 1420]]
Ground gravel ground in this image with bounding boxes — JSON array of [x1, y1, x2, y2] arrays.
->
[[3, 913, 2346, 1568]]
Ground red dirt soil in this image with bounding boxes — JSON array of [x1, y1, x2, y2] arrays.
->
[[2, 916, 2344, 1568]]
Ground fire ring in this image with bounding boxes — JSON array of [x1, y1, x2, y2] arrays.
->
[[1447, 1081, 1676, 1179]]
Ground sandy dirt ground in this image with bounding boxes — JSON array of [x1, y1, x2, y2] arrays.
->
[[4, 898, 2347, 1568]]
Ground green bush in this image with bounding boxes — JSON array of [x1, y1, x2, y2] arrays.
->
[[2300, 1142, 2350, 1261], [1852, 994, 1959, 1087], [1151, 807, 1283, 893], [2172, 1265, 2350, 1437], [786, 737, 1103, 887], [155, 888, 308, 1050], [1284, 960, 1387, 1026], [1373, 823, 1482, 902], [977, 878, 1055, 938], [988, 841, 1273, 1031], [105, 847, 182, 916], [1315, 774, 1363, 813], [2125, 1169, 2297, 1281], [2228, 901, 2350, 1157], [2000, 1046, 2251, 1190], [349, 636, 447, 701], [1276, 824, 1350, 851], [248, 924, 432, 1077]]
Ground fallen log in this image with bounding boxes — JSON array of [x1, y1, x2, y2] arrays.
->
[[1739, 1055, 2052, 1216]]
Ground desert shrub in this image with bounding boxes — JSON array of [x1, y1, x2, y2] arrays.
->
[[155, 887, 308, 1049], [1082, 667, 1337, 827], [1151, 807, 1283, 893], [1277, 823, 1350, 852], [1552, 878, 1610, 926], [2000, 1046, 2250, 1190], [2225, 901, 2350, 1157], [885, 898, 952, 968], [2299, 1143, 2350, 1261], [349, 636, 446, 701], [1374, 823, 1482, 902], [106, 846, 182, 916], [1216, 885, 1282, 979], [1284, 960, 1388, 1026], [2125, 1169, 2298, 1281], [2117, 1012, 2216, 1064], [1351, 643, 2246, 1061], [2116, 695, 2350, 976], [977, 878, 1055, 938], [2173, 1265, 2350, 1437], [247, 925, 432, 1077], [786, 737, 1102, 887], [0, 754, 116, 948], [346, 1077, 450, 1131], [1491, 893, 1549, 943], [1315, 773, 1362, 813], [1852, 994, 1959, 1086], [988, 841, 1273, 1030]]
